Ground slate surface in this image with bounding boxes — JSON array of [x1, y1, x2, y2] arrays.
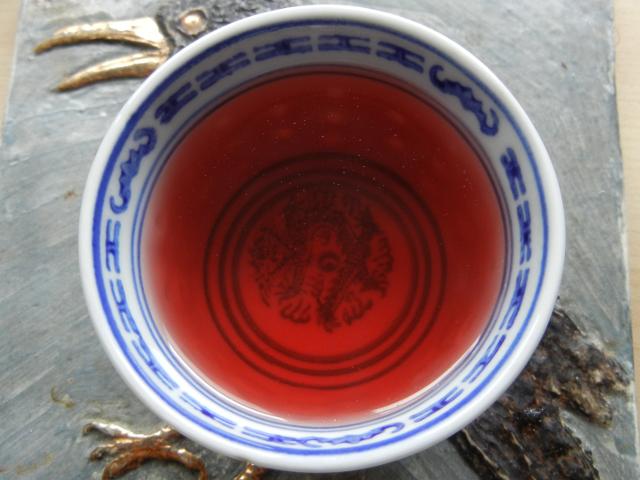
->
[[0, 0, 638, 478]]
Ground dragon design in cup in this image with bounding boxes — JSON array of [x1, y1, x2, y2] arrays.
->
[[250, 186, 394, 332]]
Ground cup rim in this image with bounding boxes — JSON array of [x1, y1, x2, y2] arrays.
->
[[79, 4, 565, 472]]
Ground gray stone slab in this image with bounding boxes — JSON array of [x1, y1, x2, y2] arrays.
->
[[0, 0, 637, 478]]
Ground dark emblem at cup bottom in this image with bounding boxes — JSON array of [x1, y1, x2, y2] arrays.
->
[[204, 155, 445, 389], [249, 186, 394, 332]]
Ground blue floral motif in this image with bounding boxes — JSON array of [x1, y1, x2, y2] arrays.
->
[[429, 65, 499, 135], [376, 41, 424, 72], [105, 219, 121, 273], [517, 201, 532, 264], [107, 276, 177, 390], [410, 387, 464, 423], [109, 279, 133, 333], [196, 52, 251, 91], [463, 334, 507, 383], [131, 338, 178, 390], [242, 423, 404, 448], [253, 36, 312, 61], [500, 268, 530, 330], [318, 34, 371, 53], [109, 127, 157, 214], [180, 393, 237, 429], [501, 147, 526, 200], [155, 82, 198, 124]]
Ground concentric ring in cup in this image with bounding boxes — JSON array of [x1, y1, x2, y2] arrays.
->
[[204, 154, 446, 389]]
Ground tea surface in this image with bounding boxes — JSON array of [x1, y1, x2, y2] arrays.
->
[[143, 70, 506, 423]]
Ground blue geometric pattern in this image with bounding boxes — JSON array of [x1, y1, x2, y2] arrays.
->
[[90, 18, 548, 455]]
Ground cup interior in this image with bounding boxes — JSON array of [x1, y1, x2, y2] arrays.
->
[[80, 5, 564, 472]]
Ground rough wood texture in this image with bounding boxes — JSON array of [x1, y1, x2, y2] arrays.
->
[[0, 0, 638, 478], [451, 309, 629, 480]]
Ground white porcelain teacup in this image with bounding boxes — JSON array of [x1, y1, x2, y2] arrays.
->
[[79, 5, 564, 472]]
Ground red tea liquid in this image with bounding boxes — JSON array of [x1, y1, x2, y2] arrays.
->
[[143, 69, 506, 424]]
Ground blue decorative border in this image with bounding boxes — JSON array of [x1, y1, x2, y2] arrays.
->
[[92, 19, 548, 455], [129, 66, 513, 432]]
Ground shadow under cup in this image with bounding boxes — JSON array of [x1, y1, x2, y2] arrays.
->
[[141, 67, 509, 424]]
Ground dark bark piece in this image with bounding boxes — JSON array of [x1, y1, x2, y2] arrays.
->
[[451, 308, 629, 480]]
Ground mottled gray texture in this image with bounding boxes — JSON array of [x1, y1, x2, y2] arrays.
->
[[0, 0, 637, 478]]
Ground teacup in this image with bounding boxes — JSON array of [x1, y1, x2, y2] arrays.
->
[[79, 5, 564, 472]]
